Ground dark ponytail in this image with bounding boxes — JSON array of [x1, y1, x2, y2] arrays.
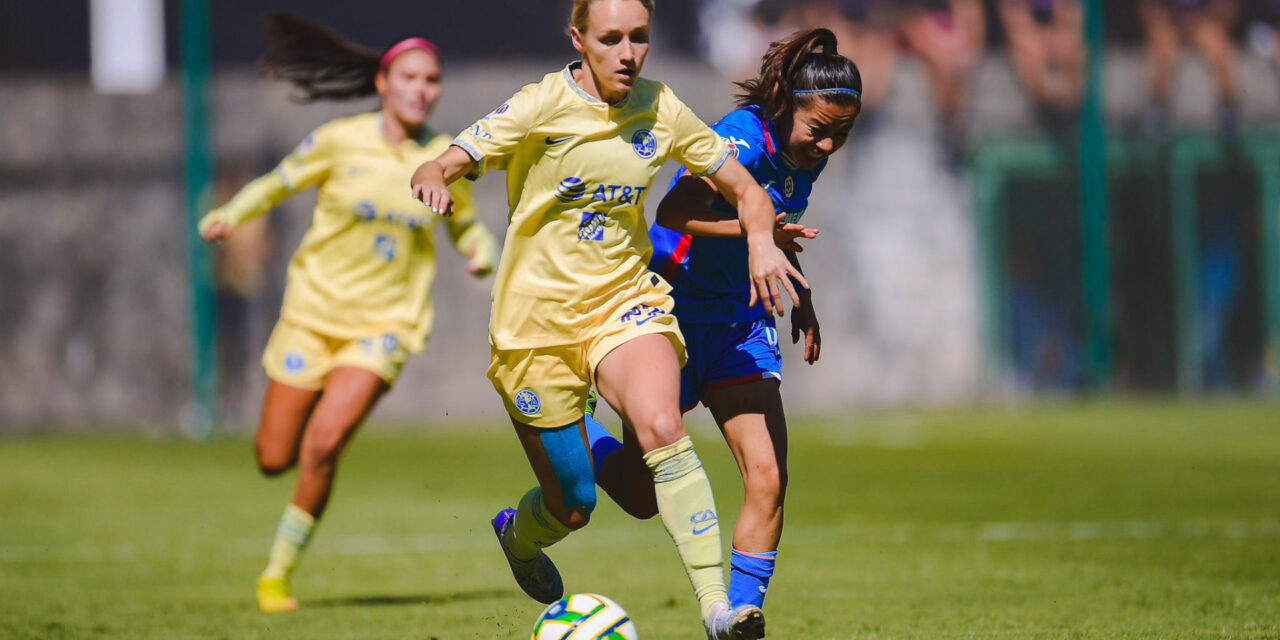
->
[[259, 14, 382, 102], [735, 28, 862, 124]]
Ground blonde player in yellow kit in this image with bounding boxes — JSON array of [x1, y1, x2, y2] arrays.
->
[[199, 15, 497, 614], [409, 2, 804, 638]]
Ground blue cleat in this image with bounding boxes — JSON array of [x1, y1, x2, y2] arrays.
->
[[706, 601, 766, 639], [491, 508, 564, 604]]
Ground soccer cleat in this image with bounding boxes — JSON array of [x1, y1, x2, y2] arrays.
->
[[256, 575, 299, 613], [491, 508, 564, 604], [585, 389, 598, 418], [728, 604, 766, 639], [705, 601, 766, 639]]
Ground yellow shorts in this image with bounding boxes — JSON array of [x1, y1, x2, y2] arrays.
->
[[261, 319, 410, 390], [488, 293, 687, 428]]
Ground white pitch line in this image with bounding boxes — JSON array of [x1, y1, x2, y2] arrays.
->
[[4, 518, 1279, 563]]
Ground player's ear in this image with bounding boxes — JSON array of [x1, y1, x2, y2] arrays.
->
[[374, 70, 388, 96], [569, 26, 585, 54]]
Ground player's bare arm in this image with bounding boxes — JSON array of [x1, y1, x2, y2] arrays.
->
[[656, 175, 820, 250], [410, 145, 477, 215], [784, 249, 820, 364], [709, 156, 808, 316]]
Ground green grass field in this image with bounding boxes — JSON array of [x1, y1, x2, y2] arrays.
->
[[3, 401, 1279, 639]]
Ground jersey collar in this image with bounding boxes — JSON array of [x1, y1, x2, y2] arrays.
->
[[376, 112, 433, 147], [748, 106, 797, 169], [562, 61, 634, 110]]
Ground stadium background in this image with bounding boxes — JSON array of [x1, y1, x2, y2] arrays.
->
[[3, 3, 1280, 639], [4, 1, 1280, 430]]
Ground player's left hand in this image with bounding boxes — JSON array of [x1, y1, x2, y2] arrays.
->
[[791, 296, 821, 364], [200, 219, 234, 243], [773, 213, 819, 252], [466, 248, 494, 277]]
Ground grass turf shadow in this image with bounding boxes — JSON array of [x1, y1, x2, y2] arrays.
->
[[307, 588, 512, 609]]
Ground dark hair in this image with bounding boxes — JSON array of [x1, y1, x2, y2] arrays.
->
[[259, 14, 383, 102], [734, 28, 862, 125]]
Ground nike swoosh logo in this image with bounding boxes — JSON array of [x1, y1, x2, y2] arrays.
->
[[546, 136, 572, 145], [692, 522, 717, 535]]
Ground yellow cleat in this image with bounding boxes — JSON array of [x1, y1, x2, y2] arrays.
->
[[256, 575, 299, 613]]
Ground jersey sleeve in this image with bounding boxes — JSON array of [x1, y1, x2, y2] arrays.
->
[[452, 82, 541, 180], [712, 110, 765, 173], [197, 169, 291, 233], [275, 125, 333, 192], [198, 125, 332, 232], [664, 87, 730, 177]]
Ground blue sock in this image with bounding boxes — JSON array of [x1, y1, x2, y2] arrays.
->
[[729, 548, 777, 609], [583, 414, 622, 482]]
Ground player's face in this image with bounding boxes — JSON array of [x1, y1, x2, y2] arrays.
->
[[571, 0, 651, 103], [782, 99, 859, 170], [377, 49, 443, 129]]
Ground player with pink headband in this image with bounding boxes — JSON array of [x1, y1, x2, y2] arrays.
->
[[199, 14, 497, 613], [381, 36, 441, 71]]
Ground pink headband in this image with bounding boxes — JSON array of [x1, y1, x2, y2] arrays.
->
[[379, 37, 441, 72]]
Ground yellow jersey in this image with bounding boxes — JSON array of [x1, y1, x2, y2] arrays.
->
[[200, 112, 497, 352], [453, 62, 730, 350]]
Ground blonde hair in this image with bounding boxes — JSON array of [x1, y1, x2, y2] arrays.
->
[[570, 0, 655, 32]]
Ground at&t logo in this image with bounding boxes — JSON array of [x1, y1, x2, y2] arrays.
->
[[556, 177, 587, 203]]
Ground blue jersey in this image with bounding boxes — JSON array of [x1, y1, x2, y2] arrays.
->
[[650, 104, 827, 324]]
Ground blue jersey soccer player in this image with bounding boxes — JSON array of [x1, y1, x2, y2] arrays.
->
[[199, 15, 497, 613], [588, 27, 862, 626], [409, 2, 805, 638]]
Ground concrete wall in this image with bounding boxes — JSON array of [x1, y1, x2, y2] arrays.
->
[[2, 51, 1278, 430]]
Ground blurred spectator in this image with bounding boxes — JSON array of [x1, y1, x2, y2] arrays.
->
[[1138, 0, 1242, 137], [895, 0, 987, 142], [1198, 206, 1243, 390], [1260, 0, 1280, 71], [698, 0, 985, 132], [998, 0, 1086, 131], [698, 0, 783, 80]]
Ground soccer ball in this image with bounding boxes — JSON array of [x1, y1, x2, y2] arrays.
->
[[531, 593, 638, 640]]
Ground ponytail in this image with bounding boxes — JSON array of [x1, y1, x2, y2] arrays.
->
[[734, 28, 863, 124], [259, 14, 382, 102]]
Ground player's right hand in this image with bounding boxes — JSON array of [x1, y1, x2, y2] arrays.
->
[[412, 183, 454, 216], [773, 213, 819, 252], [200, 219, 234, 243], [747, 235, 808, 317]]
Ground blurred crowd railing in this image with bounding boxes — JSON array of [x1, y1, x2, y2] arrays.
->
[[4, 1, 1280, 429]]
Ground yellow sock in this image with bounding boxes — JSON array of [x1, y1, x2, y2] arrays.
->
[[504, 487, 571, 562], [261, 504, 315, 580], [644, 436, 728, 621]]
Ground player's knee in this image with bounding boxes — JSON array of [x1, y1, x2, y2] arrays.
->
[[300, 424, 349, 468], [743, 461, 788, 506], [257, 456, 294, 477], [637, 410, 686, 449], [255, 441, 296, 476], [619, 490, 658, 520]]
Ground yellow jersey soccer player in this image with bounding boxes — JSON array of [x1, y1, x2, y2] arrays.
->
[[199, 16, 497, 614], [410, 1, 805, 638]]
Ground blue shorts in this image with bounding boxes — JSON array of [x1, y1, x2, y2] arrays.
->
[[679, 316, 783, 411]]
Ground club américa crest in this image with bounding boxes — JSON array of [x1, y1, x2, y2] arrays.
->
[[632, 129, 657, 159]]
